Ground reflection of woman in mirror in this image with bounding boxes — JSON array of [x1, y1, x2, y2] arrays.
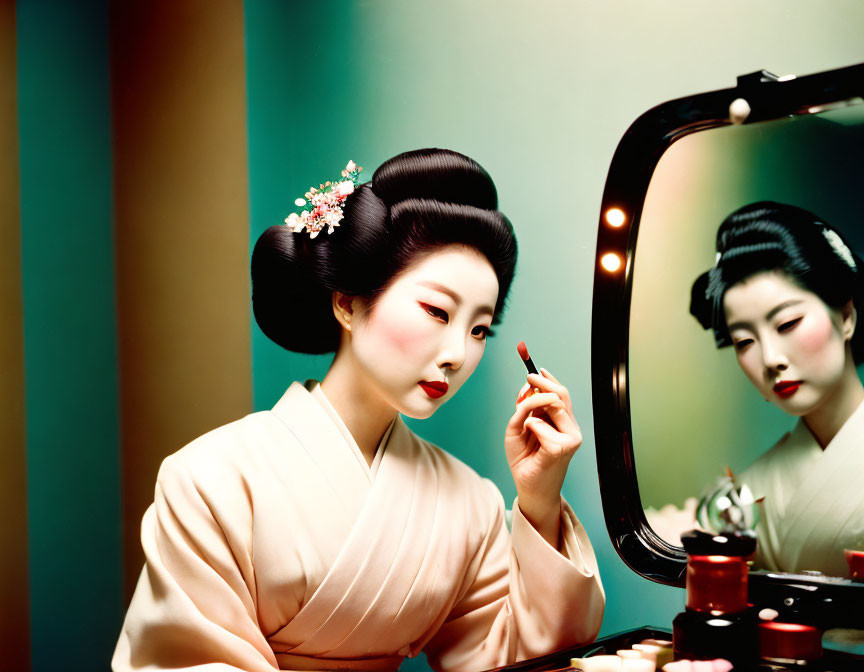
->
[[690, 201, 864, 576], [112, 149, 604, 671]]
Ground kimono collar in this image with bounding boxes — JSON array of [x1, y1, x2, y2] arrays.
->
[[309, 381, 392, 477], [796, 396, 864, 453], [271, 381, 395, 481]]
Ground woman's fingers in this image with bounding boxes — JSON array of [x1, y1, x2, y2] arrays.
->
[[527, 372, 565, 396], [527, 372, 573, 414], [509, 368, 581, 455], [511, 390, 578, 437], [518, 392, 564, 416], [507, 392, 560, 431], [524, 416, 582, 456], [539, 367, 560, 383]]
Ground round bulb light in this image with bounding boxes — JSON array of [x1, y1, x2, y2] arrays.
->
[[601, 253, 622, 272], [605, 207, 626, 228]]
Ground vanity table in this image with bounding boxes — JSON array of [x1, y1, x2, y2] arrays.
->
[[498, 62, 864, 671]]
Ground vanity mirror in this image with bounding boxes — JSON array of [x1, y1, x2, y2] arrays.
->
[[592, 63, 864, 629]]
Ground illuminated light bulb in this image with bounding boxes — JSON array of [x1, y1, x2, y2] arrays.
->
[[605, 207, 626, 228], [601, 253, 622, 272]]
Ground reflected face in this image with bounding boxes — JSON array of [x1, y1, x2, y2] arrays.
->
[[350, 245, 499, 419], [723, 270, 853, 417]]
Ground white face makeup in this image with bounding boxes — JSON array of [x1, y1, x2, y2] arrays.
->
[[723, 270, 854, 417], [348, 245, 499, 419]]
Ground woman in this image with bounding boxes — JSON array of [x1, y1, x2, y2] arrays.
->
[[112, 149, 604, 671], [690, 201, 864, 575]]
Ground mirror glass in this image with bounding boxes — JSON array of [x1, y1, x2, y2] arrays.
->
[[630, 101, 864, 577]]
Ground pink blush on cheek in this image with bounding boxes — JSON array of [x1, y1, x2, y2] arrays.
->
[[386, 323, 424, 354], [796, 315, 836, 356], [367, 307, 429, 356]]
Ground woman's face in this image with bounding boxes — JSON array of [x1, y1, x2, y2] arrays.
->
[[723, 270, 855, 417], [349, 244, 499, 419]]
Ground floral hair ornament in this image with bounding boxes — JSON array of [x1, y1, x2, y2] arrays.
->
[[284, 160, 363, 238], [822, 228, 857, 271]]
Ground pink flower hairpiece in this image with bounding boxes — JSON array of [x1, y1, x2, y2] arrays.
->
[[284, 160, 364, 238]]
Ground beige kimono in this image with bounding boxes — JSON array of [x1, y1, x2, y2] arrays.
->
[[112, 381, 605, 671], [740, 400, 864, 576]]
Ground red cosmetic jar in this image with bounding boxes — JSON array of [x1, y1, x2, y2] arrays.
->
[[686, 554, 749, 613], [845, 549, 864, 580], [759, 621, 822, 665]]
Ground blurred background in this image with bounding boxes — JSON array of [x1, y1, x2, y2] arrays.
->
[[2, 1, 864, 670]]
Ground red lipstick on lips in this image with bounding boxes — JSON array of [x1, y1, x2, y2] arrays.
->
[[419, 380, 448, 399], [773, 380, 802, 399]]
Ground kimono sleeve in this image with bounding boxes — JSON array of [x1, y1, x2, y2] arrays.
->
[[112, 454, 279, 672], [423, 479, 605, 672]]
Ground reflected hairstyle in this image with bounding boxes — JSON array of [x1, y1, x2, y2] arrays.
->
[[252, 148, 518, 354], [690, 201, 864, 361]]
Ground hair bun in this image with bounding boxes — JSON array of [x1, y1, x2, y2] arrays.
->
[[689, 270, 714, 331], [371, 148, 498, 210], [251, 225, 340, 354]]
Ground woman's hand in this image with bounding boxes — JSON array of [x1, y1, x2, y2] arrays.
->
[[504, 368, 583, 547]]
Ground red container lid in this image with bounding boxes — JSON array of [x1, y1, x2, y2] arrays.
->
[[686, 554, 748, 613], [759, 622, 822, 663], [845, 549, 864, 580]]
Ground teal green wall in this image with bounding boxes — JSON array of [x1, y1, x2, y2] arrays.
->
[[244, 0, 359, 404], [17, 0, 123, 669]]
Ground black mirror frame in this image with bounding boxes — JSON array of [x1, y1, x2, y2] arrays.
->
[[591, 62, 864, 628]]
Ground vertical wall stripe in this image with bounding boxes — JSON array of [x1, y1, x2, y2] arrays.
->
[[244, 1, 359, 410], [110, 0, 253, 599], [0, 1, 29, 669], [17, 0, 123, 669]]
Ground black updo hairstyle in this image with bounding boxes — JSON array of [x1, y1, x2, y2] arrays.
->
[[252, 148, 518, 354], [690, 200, 864, 362]]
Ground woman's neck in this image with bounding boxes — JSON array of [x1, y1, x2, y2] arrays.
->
[[804, 355, 864, 449], [320, 349, 398, 467]]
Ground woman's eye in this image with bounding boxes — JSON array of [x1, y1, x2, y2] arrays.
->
[[777, 317, 803, 333], [421, 304, 449, 323], [734, 338, 754, 351], [471, 325, 493, 340]]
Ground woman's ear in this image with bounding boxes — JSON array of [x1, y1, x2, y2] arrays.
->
[[841, 298, 856, 341], [332, 291, 357, 332]]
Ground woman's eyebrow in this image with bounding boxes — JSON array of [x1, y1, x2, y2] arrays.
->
[[765, 299, 804, 321], [418, 281, 494, 315], [727, 318, 752, 333], [728, 299, 805, 332], [419, 280, 461, 303]]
